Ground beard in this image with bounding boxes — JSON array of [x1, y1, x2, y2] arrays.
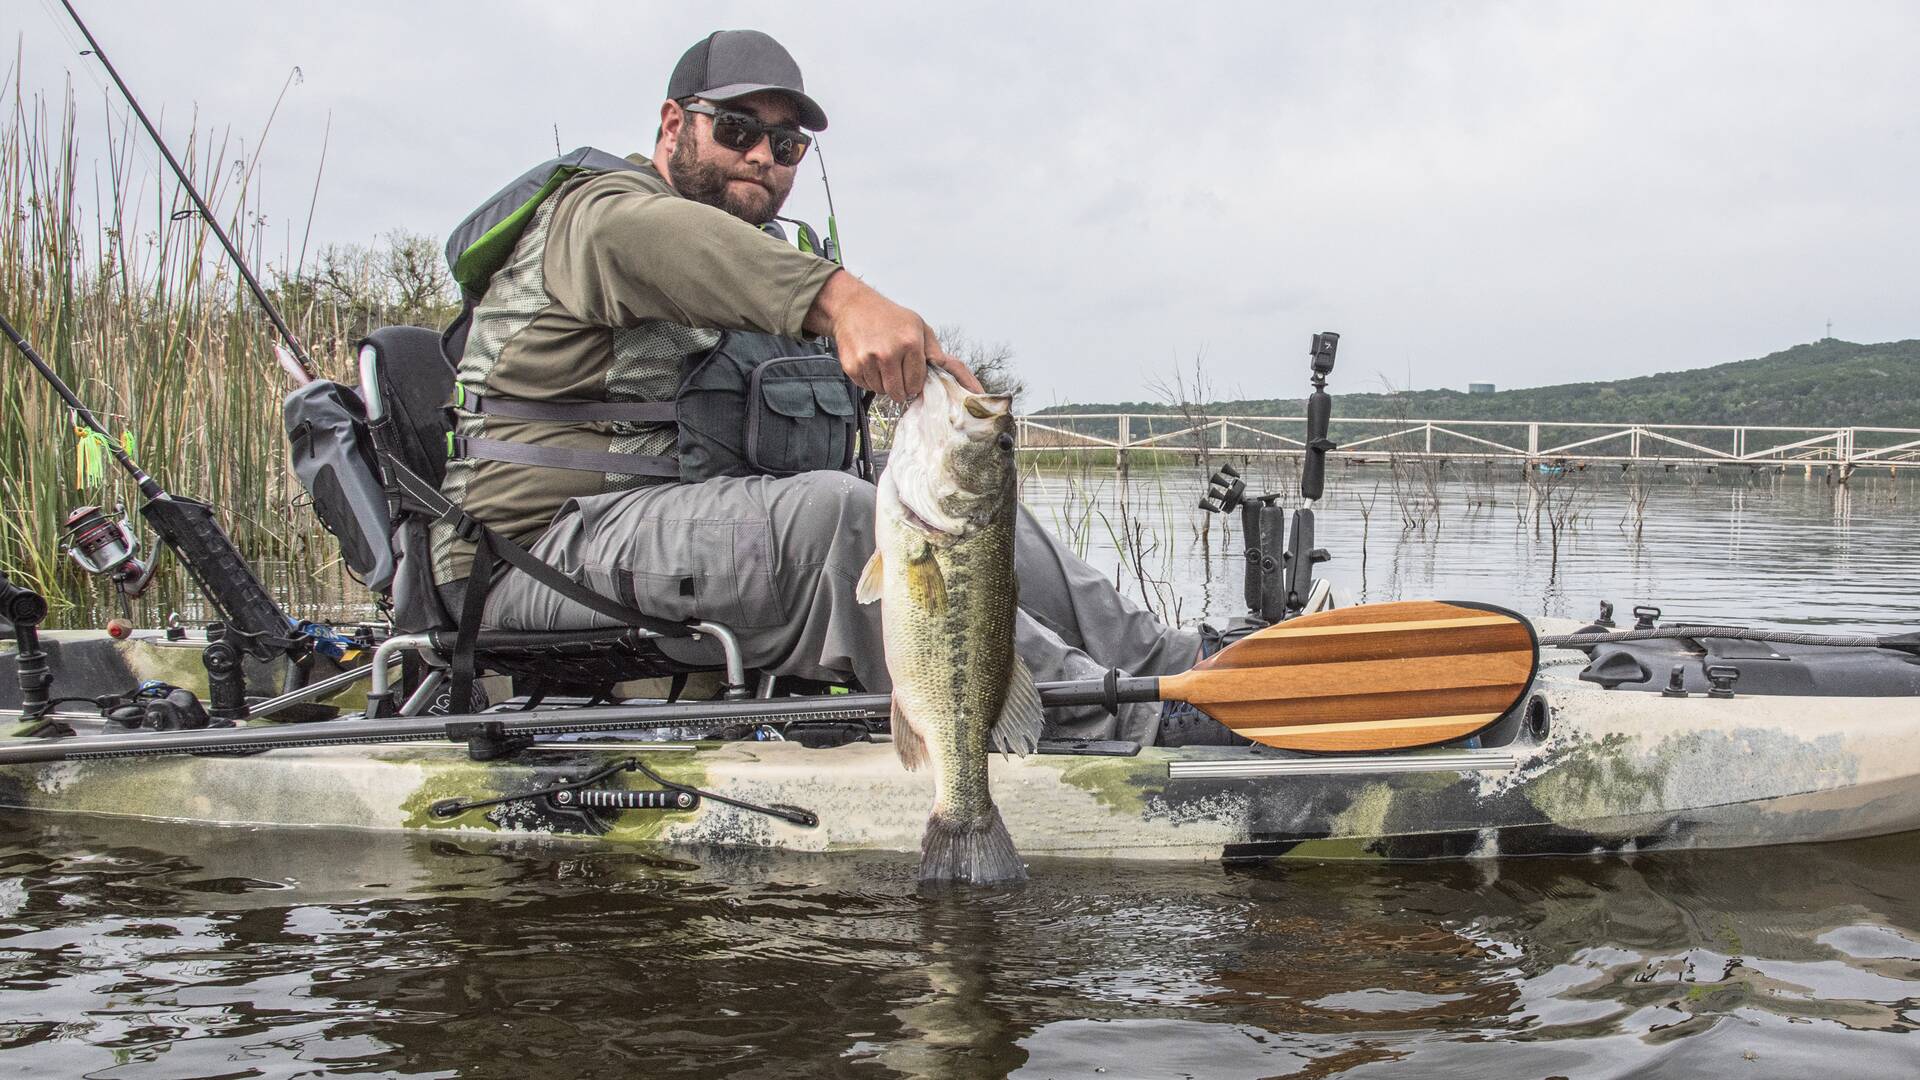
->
[[668, 129, 793, 225]]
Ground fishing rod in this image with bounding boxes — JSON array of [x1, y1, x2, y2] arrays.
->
[[58, 0, 317, 385], [816, 137, 842, 264], [0, 311, 297, 660]]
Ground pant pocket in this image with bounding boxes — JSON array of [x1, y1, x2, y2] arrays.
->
[[571, 484, 784, 630]]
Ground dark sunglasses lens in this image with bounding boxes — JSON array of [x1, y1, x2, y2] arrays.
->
[[711, 115, 761, 152], [769, 132, 809, 166]]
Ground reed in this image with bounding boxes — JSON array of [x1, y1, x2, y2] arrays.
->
[[0, 87, 457, 627]]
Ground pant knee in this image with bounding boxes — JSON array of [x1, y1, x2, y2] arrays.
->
[[777, 471, 876, 566]]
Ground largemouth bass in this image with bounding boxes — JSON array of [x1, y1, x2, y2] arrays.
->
[[856, 368, 1042, 885]]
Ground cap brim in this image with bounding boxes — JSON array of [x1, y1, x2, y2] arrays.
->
[[697, 82, 828, 130]]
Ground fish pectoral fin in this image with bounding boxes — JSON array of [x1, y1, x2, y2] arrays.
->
[[989, 654, 1045, 757], [906, 544, 947, 614], [892, 694, 929, 771], [856, 551, 885, 604]]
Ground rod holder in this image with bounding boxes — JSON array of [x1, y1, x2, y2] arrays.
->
[[1, 572, 52, 726], [202, 624, 251, 724]]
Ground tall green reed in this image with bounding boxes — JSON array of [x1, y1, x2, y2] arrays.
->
[[1, 85, 457, 627]]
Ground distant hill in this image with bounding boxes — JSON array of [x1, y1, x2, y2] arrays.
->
[[1041, 339, 1920, 429]]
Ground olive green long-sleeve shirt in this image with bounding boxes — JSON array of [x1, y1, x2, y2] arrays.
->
[[432, 153, 840, 584]]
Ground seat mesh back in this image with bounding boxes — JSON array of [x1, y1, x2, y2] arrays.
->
[[363, 325, 456, 487]]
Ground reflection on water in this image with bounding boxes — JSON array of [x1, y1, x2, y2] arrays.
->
[[1025, 464, 1920, 632], [1, 813, 1916, 1077]]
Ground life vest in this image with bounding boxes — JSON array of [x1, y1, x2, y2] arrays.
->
[[442, 147, 866, 485]]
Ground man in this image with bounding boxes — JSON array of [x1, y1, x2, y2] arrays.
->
[[438, 29, 1200, 743]]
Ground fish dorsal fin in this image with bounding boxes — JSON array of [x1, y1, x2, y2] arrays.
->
[[856, 551, 885, 604], [906, 544, 947, 614], [989, 654, 1044, 757], [892, 694, 929, 771]]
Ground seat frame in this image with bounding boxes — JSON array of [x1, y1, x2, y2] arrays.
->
[[355, 328, 748, 717]]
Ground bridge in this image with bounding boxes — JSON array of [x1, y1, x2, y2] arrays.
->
[[1002, 415, 1920, 477]]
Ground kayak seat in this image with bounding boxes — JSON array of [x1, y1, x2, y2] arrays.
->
[[356, 325, 748, 715]]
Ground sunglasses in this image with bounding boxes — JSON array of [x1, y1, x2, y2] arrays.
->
[[681, 101, 812, 167]]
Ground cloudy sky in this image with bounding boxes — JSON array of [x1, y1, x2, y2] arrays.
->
[[10, 0, 1917, 405]]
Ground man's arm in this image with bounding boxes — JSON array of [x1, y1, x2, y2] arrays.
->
[[548, 173, 981, 403], [548, 175, 837, 336], [804, 270, 983, 401]]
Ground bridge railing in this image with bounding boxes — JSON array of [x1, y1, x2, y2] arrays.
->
[[940, 415, 1920, 470]]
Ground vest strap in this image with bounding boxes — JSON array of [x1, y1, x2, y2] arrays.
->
[[457, 386, 676, 424], [452, 435, 680, 478]]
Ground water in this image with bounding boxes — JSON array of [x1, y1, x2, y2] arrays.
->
[[1025, 463, 1920, 633], [4, 466, 1919, 1077], [2, 815, 1916, 1078]]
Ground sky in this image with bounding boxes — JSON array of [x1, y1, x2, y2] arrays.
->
[[8, 0, 1918, 406]]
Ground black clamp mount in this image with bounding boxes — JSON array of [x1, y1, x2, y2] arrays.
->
[[201, 622, 265, 725], [1, 571, 63, 737], [1199, 331, 1338, 623]]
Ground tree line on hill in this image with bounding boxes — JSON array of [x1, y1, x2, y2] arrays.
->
[[1039, 339, 1920, 430]]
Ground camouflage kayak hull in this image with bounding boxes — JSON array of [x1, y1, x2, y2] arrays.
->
[[2, 631, 1918, 862]]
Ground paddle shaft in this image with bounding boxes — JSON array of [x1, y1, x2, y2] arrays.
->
[[1539, 626, 1920, 652], [0, 678, 1166, 765], [0, 600, 1543, 764]]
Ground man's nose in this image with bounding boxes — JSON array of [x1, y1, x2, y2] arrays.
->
[[739, 133, 776, 166]]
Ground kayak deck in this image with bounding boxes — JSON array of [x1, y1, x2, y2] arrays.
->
[[4, 624, 1920, 860], [4, 667, 1919, 861]]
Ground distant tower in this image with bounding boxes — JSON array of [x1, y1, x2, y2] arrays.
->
[[1468, 382, 1496, 395], [1825, 318, 1833, 340]]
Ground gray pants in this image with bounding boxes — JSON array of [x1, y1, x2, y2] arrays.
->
[[483, 471, 1198, 743]]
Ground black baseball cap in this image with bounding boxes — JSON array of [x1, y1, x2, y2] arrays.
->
[[667, 30, 828, 131]]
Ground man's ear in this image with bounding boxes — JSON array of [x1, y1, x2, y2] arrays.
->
[[657, 99, 684, 159]]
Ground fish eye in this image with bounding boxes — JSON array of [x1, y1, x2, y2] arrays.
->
[[997, 433, 1015, 451]]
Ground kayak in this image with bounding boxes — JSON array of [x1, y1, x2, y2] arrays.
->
[[3, 619, 1918, 862]]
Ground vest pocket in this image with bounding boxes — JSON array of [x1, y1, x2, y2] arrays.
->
[[745, 356, 857, 475]]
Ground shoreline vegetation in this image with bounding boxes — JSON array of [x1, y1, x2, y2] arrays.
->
[[2, 86, 456, 627], [3, 88, 1910, 631]]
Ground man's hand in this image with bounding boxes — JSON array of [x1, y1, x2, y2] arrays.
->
[[805, 270, 984, 401]]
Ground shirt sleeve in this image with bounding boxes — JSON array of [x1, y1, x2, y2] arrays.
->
[[543, 172, 839, 336]]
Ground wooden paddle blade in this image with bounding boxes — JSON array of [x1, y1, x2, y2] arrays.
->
[[1161, 600, 1538, 752]]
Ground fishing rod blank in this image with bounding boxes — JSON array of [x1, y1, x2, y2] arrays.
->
[[58, 0, 317, 384]]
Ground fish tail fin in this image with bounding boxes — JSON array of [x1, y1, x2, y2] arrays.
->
[[918, 803, 1026, 886]]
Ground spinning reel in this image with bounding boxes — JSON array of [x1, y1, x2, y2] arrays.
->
[[61, 504, 160, 618]]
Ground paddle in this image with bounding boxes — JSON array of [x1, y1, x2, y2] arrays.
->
[[1160, 599, 1538, 752], [0, 601, 1538, 765]]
